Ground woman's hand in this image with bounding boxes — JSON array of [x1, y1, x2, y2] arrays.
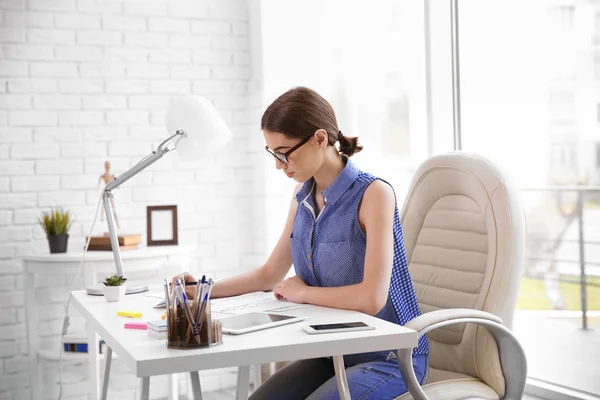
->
[[273, 275, 308, 303], [171, 271, 197, 299]]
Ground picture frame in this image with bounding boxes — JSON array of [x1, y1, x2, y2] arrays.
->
[[146, 205, 178, 246]]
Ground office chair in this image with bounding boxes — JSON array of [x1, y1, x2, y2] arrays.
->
[[394, 152, 528, 400]]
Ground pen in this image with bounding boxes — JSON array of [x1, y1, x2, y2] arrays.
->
[[206, 280, 213, 302], [192, 279, 202, 319], [174, 280, 199, 337], [196, 292, 209, 332], [163, 279, 171, 310], [169, 281, 198, 286], [194, 282, 207, 323], [197, 280, 213, 326]]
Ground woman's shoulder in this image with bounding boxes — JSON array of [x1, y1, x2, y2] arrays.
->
[[362, 179, 396, 208]]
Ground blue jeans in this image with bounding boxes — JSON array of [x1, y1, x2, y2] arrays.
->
[[249, 354, 428, 400]]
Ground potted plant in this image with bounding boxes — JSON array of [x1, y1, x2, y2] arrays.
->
[[38, 208, 73, 254], [102, 275, 127, 302]]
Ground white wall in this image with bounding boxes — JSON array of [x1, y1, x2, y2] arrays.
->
[[0, 0, 262, 398]]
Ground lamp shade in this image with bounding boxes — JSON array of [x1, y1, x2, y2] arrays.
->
[[165, 95, 233, 160]]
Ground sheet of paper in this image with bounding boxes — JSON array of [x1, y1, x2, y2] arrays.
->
[[210, 291, 273, 311], [148, 290, 310, 313], [210, 291, 309, 315]]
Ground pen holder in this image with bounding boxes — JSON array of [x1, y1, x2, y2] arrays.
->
[[167, 300, 223, 349]]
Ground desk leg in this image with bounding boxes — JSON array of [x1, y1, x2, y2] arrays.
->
[[333, 356, 351, 400], [269, 362, 276, 376], [101, 346, 112, 400], [140, 377, 150, 400], [189, 371, 203, 400], [169, 373, 179, 400], [87, 326, 100, 400], [235, 366, 250, 400], [253, 364, 262, 390]]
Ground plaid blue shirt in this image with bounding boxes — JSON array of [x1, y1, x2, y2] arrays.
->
[[291, 158, 429, 365]]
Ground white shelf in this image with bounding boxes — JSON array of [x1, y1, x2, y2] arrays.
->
[[21, 245, 194, 263]]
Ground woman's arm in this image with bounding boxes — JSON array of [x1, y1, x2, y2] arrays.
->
[[274, 180, 396, 315], [173, 184, 302, 299]]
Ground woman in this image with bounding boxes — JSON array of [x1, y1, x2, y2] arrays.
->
[[173, 87, 428, 399]]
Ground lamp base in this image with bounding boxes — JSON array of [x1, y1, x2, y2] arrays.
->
[[86, 283, 149, 296]]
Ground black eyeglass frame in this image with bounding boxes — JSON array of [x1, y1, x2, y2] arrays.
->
[[264, 133, 314, 164]]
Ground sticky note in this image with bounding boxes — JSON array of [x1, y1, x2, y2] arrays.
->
[[124, 322, 147, 330], [117, 310, 143, 318]]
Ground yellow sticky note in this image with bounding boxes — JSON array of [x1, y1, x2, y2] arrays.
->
[[117, 310, 142, 318]]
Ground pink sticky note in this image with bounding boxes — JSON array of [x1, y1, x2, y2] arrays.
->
[[124, 322, 147, 330]]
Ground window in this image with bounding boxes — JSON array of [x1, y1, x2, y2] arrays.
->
[[259, 0, 430, 253], [548, 5, 575, 31], [460, 1, 598, 395], [550, 142, 577, 168], [548, 91, 575, 120]]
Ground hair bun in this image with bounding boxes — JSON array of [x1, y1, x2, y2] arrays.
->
[[337, 131, 363, 157]]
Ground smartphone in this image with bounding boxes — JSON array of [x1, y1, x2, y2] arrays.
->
[[302, 321, 375, 334]]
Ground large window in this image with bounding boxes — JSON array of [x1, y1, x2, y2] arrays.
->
[[319, 1, 428, 198], [260, 0, 599, 395], [459, 0, 600, 395], [259, 0, 429, 250]]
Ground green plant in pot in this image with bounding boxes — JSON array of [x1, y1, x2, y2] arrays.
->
[[102, 275, 127, 302], [38, 209, 73, 254]]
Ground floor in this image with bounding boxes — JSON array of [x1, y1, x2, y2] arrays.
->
[[513, 312, 600, 396]]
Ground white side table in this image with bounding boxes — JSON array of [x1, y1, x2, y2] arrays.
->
[[23, 245, 194, 400]]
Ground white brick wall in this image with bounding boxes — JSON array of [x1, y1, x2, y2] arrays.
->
[[0, 0, 262, 398]]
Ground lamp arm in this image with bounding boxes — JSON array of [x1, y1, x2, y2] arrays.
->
[[102, 191, 125, 277], [105, 130, 183, 192], [102, 130, 184, 277]]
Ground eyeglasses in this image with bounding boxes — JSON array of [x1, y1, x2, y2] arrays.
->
[[264, 134, 313, 165]]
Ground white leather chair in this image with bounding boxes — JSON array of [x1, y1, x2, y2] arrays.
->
[[395, 152, 527, 400]]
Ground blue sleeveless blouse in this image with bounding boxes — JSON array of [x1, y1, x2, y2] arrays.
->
[[291, 158, 429, 366]]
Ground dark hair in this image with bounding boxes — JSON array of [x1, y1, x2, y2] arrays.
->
[[261, 86, 363, 157]]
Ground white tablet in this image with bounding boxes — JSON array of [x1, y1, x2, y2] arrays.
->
[[219, 312, 306, 335]]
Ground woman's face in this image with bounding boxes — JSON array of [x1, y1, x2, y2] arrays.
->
[[263, 130, 324, 183]]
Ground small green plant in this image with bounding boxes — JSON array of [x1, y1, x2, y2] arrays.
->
[[38, 208, 73, 237], [103, 275, 127, 287]]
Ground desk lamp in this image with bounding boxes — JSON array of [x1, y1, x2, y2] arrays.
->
[[86, 95, 233, 295]]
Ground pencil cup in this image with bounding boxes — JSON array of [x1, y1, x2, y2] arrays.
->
[[167, 299, 223, 349]]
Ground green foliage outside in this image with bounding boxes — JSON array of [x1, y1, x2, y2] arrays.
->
[[517, 276, 600, 311]]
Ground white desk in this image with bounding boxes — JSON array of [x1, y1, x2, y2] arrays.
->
[[71, 289, 418, 400]]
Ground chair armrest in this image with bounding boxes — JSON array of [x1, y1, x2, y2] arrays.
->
[[405, 309, 502, 336], [397, 310, 527, 400]]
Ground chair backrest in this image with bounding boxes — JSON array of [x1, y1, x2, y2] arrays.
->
[[400, 152, 526, 397]]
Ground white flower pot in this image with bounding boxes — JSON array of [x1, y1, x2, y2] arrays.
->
[[103, 284, 126, 302]]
